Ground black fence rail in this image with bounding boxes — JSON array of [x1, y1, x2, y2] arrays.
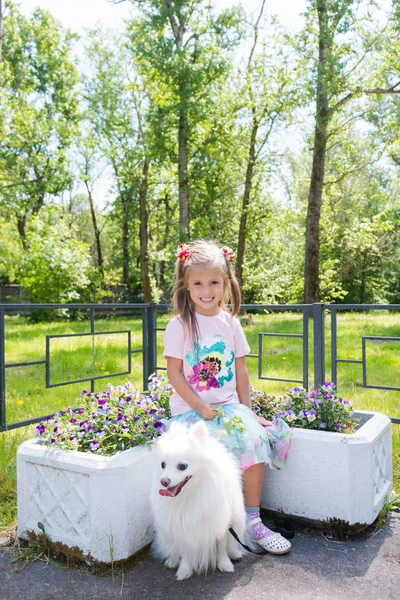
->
[[1, 302, 400, 433]]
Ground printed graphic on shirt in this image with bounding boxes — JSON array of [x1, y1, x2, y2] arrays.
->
[[185, 336, 235, 392]]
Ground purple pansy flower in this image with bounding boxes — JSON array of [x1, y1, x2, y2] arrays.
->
[[35, 423, 46, 436], [154, 421, 166, 434], [90, 440, 100, 451], [285, 409, 296, 422], [307, 409, 317, 422]]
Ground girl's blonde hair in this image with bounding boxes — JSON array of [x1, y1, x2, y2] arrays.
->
[[171, 239, 242, 342]]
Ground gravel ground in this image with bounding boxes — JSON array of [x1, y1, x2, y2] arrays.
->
[[0, 514, 399, 600]]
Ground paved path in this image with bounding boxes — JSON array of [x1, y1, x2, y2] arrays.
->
[[1, 514, 399, 600]]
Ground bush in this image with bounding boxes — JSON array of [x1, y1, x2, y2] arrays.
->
[[19, 211, 91, 309]]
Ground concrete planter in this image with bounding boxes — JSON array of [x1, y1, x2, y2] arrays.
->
[[17, 409, 393, 562], [17, 440, 155, 563], [261, 411, 393, 528]]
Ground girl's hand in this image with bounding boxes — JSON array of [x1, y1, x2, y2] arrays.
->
[[256, 415, 273, 428], [198, 404, 219, 420]]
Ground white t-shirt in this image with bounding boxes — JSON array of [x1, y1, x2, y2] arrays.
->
[[163, 310, 250, 416]]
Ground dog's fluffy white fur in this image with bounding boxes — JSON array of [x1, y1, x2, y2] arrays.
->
[[150, 420, 246, 580]]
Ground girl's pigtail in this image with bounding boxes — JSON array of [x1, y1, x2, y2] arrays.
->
[[226, 259, 242, 316], [171, 251, 200, 344]]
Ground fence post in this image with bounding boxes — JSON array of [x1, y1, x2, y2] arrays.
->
[[313, 303, 325, 388], [0, 308, 5, 431], [145, 303, 157, 387], [142, 306, 148, 391]]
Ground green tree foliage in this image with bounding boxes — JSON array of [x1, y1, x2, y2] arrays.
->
[[0, 216, 22, 283], [84, 28, 149, 293], [301, 0, 400, 302], [19, 208, 91, 304], [235, 5, 307, 285], [0, 2, 80, 245], [2, 0, 400, 307], [125, 0, 244, 240]]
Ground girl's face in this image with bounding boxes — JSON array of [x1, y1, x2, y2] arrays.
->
[[186, 266, 226, 316]]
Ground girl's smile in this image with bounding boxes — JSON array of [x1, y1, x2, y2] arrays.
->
[[186, 267, 225, 316]]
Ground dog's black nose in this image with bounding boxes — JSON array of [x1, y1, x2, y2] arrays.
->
[[161, 478, 171, 488]]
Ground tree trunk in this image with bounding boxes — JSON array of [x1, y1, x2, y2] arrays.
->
[[121, 194, 130, 286], [160, 192, 172, 289], [178, 92, 190, 240], [32, 191, 45, 216], [139, 158, 152, 301], [360, 253, 367, 304], [304, 0, 330, 304], [16, 190, 45, 248], [86, 183, 104, 278], [0, 0, 3, 63], [163, 2, 190, 240], [17, 215, 27, 249], [236, 117, 258, 287]]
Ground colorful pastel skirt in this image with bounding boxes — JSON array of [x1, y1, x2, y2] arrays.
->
[[166, 403, 292, 472]]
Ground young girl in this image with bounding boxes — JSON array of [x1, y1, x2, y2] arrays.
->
[[163, 239, 292, 554]]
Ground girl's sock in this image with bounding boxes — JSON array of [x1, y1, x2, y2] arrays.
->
[[245, 506, 274, 539]]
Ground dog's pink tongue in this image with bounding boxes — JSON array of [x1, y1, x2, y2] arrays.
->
[[159, 483, 180, 497]]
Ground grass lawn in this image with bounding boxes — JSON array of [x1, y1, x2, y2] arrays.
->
[[1, 309, 399, 530]]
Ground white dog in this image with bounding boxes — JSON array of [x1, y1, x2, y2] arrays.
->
[[150, 420, 246, 580]]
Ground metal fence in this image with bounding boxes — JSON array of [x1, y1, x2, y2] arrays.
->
[[1, 302, 399, 433]]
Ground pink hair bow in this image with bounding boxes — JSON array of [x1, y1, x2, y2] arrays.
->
[[221, 246, 234, 261], [176, 243, 193, 267]]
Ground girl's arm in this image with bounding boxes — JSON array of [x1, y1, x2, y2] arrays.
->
[[236, 357, 272, 426], [235, 356, 252, 409], [167, 357, 218, 420]]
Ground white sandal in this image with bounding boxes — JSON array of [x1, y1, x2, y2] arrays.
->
[[246, 517, 292, 555]]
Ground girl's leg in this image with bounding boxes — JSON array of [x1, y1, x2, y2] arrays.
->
[[242, 463, 275, 539], [242, 462, 264, 506], [242, 463, 292, 554]]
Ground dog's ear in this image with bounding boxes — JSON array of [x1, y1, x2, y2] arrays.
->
[[190, 420, 209, 444]]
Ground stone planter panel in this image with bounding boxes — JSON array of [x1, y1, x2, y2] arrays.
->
[[261, 411, 393, 526], [17, 441, 155, 563]]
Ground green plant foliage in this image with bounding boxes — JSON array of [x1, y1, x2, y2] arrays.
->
[[251, 382, 357, 433], [0, 2, 79, 242], [1, 0, 400, 307], [35, 374, 172, 455], [10, 521, 58, 566], [18, 208, 91, 305]]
